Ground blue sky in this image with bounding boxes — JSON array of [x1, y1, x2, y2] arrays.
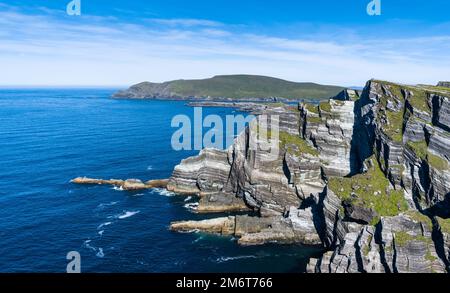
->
[[0, 0, 449, 86]]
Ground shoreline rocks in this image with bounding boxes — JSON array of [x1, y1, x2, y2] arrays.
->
[[170, 211, 322, 247], [71, 177, 169, 191]]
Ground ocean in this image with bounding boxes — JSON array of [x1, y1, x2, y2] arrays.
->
[[0, 89, 322, 273]]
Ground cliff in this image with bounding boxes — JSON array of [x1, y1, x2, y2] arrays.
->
[[167, 80, 450, 273], [438, 81, 450, 88], [112, 75, 344, 101]]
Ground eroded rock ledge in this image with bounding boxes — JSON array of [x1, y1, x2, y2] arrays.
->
[[170, 207, 321, 246]]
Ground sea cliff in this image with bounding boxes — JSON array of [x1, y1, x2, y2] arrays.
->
[[166, 79, 450, 273]]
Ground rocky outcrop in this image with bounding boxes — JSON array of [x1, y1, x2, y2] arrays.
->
[[71, 177, 168, 191], [332, 89, 360, 101], [170, 207, 322, 246], [167, 148, 231, 195], [197, 192, 250, 213]]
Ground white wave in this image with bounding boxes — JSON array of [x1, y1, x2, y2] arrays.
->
[[184, 196, 193, 202], [216, 255, 259, 263], [132, 193, 144, 197], [147, 165, 153, 170], [117, 210, 140, 219], [184, 202, 199, 211], [83, 239, 105, 258], [97, 201, 119, 209], [177, 229, 200, 234], [192, 235, 204, 243], [98, 230, 104, 236], [112, 186, 124, 191], [97, 222, 112, 230], [96, 248, 104, 258], [153, 188, 176, 197]]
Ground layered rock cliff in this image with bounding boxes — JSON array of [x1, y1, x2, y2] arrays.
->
[[166, 80, 450, 273]]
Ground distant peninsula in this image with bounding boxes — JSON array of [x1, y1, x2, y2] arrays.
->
[[113, 74, 345, 101]]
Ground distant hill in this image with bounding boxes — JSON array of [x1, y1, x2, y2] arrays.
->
[[113, 75, 345, 101]]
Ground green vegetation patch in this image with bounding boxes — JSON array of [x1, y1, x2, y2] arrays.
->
[[166, 75, 345, 100], [304, 103, 319, 114], [374, 80, 432, 114], [334, 100, 345, 106], [427, 153, 449, 171], [394, 231, 429, 247], [279, 131, 319, 157], [405, 211, 433, 231], [407, 141, 449, 171], [372, 80, 404, 100], [319, 101, 332, 112], [363, 234, 374, 256], [383, 109, 404, 142], [328, 158, 409, 223], [407, 140, 428, 160], [437, 218, 450, 234], [307, 116, 322, 123], [425, 249, 438, 262], [407, 88, 431, 113]]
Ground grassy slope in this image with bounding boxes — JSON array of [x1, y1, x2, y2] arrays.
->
[[144, 75, 344, 100]]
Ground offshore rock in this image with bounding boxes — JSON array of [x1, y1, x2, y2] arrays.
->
[[170, 217, 236, 235], [71, 177, 168, 191]]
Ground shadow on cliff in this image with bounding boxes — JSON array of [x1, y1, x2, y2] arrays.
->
[[300, 190, 328, 248], [349, 82, 376, 176]]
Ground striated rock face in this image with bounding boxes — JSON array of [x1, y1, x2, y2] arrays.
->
[[437, 218, 450, 270], [354, 80, 450, 216], [165, 79, 450, 273], [197, 192, 250, 213], [380, 213, 445, 273], [167, 148, 231, 195], [300, 99, 356, 177], [309, 213, 447, 273]]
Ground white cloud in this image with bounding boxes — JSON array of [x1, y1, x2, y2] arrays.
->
[[146, 18, 223, 27], [0, 7, 449, 86]]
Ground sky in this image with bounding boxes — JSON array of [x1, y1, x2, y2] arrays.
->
[[0, 0, 449, 87]]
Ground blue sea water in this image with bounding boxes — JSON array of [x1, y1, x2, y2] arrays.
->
[[0, 89, 322, 273]]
